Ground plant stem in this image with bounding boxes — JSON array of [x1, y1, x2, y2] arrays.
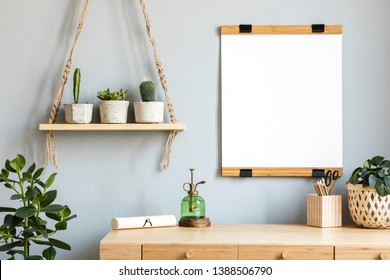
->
[[17, 169, 30, 258]]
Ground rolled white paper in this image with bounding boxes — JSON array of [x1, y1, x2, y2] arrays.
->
[[111, 215, 177, 230]]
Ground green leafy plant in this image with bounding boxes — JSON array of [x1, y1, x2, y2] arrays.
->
[[139, 80, 155, 102], [0, 154, 76, 260], [97, 88, 128, 100], [349, 155, 390, 197], [73, 68, 81, 103]]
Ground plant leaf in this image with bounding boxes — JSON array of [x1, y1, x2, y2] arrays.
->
[[0, 207, 16, 213], [36, 218, 47, 226], [44, 173, 57, 189], [3, 214, 13, 226], [4, 182, 13, 189], [371, 155, 384, 167], [27, 162, 36, 174], [32, 227, 48, 238], [48, 238, 71, 250], [1, 169, 9, 179], [377, 168, 387, 178], [384, 176, 390, 187], [380, 160, 390, 168], [33, 167, 44, 181], [55, 221, 67, 230], [64, 214, 77, 222], [31, 239, 53, 246], [41, 204, 65, 213], [377, 184, 387, 197], [43, 246, 56, 260], [60, 205, 71, 219], [5, 160, 16, 173], [10, 154, 26, 173], [349, 167, 362, 183], [46, 212, 61, 222], [0, 241, 22, 251], [9, 215, 23, 230], [40, 190, 57, 208], [25, 187, 38, 202], [22, 172, 33, 182], [23, 228, 34, 237], [368, 174, 375, 188], [15, 206, 37, 218], [10, 194, 22, 200]]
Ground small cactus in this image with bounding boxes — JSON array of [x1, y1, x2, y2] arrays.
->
[[73, 68, 81, 103], [139, 80, 155, 102]]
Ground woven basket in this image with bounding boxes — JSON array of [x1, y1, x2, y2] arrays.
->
[[347, 183, 390, 229]]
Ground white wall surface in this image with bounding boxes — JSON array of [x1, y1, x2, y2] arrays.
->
[[1, 0, 390, 259]]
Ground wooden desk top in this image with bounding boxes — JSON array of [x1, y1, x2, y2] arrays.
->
[[100, 224, 390, 246]]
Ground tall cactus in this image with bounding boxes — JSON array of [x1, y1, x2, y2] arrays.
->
[[73, 68, 81, 103], [139, 80, 155, 102]]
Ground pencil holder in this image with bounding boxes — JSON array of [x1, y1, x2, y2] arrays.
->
[[307, 194, 342, 228]]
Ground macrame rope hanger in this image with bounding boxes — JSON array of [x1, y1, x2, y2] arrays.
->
[[44, 0, 178, 170]]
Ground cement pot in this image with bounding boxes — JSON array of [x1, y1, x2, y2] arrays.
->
[[134, 101, 164, 123], [64, 103, 93, 124], [99, 100, 129, 123]]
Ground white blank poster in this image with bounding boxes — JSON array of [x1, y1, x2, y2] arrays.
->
[[221, 30, 342, 175]]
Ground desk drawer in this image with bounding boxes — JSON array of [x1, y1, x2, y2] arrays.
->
[[143, 245, 237, 260], [100, 244, 141, 260], [335, 246, 390, 260], [238, 245, 334, 260]]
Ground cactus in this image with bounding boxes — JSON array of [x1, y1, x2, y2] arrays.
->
[[73, 68, 81, 103], [139, 80, 155, 102]]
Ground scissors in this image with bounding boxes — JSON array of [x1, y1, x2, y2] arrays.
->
[[324, 170, 339, 195]]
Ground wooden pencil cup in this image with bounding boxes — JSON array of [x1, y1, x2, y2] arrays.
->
[[307, 194, 342, 228]]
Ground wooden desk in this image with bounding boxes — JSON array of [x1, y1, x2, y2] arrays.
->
[[100, 224, 390, 260]]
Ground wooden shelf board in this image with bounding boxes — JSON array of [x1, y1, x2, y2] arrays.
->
[[39, 123, 185, 131], [222, 167, 343, 177]]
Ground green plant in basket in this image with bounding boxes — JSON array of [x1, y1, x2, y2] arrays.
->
[[348, 155, 390, 197], [0, 154, 76, 260]]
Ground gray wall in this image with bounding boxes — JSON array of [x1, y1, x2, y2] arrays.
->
[[0, 0, 389, 259]]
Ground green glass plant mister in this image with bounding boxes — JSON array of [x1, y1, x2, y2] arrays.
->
[[181, 169, 206, 219]]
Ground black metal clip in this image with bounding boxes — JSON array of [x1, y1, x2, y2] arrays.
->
[[312, 169, 325, 178], [312, 24, 325, 33], [239, 24, 252, 33], [143, 218, 153, 227], [240, 169, 253, 177]]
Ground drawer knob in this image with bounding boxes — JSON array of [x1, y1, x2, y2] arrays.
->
[[281, 251, 288, 260], [380, 252, 388, 260], [185, 250, 193, 259]]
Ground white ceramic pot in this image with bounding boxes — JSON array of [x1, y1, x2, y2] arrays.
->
[[64, 103, 93, 124], [99, 100, 129, 123], [134, 102, 164, 123]]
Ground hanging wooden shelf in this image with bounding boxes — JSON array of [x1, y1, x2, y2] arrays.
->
[[39, 123, 185, 131], [42, 0, 182, 169]]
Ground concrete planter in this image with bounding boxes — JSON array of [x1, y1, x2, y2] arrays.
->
[[134, 102, 164, 123], [99, 100, 129, 123], [64, 103, 93, 124]]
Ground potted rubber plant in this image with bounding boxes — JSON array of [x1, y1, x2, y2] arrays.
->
[[97, 88, 129, 123], [64, 68, 93, 123], [347, 155, 390, 228], [134, 80, 164, 123], [0, 154, 76, 259]]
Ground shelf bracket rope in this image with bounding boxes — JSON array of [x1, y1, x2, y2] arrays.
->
[[44, 0, 178, 170], [44, 0, 90, 167], [139, 0, 178, 170]]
